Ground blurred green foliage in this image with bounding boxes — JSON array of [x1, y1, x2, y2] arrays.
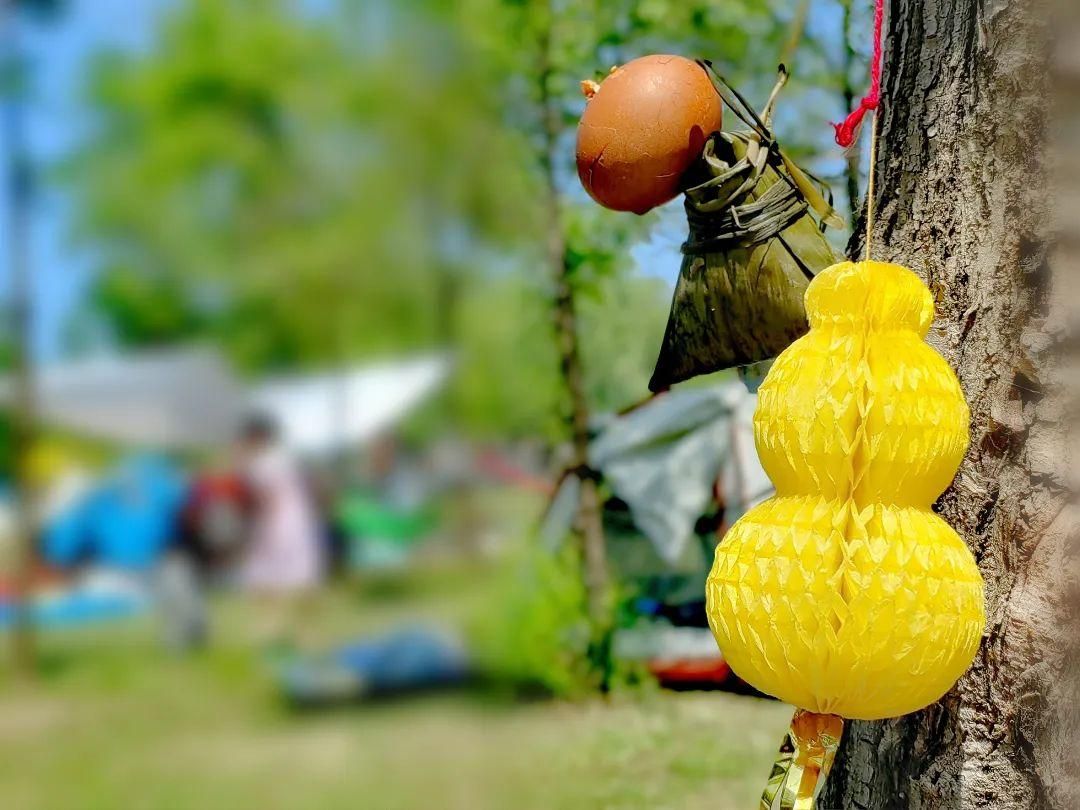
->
[[471, 543, 598, 697], [0, 344, 12, 477], [61, 0, 844, 441]]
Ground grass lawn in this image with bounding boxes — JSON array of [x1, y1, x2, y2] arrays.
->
[[0, 562, 791, 809]]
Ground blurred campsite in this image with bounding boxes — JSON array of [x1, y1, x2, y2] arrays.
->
[[0, 0, 870, 807]]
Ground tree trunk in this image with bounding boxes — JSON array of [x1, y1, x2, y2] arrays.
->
[[550, 261, 610, 625], [823, 0, 1063, 807], [536, 1, 609, 625], [2, 0, 37, 676]]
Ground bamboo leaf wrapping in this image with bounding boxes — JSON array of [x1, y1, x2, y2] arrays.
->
[[650, 132, 839, 391]]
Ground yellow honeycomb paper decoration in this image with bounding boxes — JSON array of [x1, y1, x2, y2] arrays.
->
[[706, 260, 985, 721]]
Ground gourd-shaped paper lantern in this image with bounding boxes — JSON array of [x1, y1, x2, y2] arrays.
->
[[706, 261, 985, 803]]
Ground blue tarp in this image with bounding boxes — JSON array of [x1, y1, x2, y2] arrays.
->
[[0, 589, 146, 630], [43, 456, 189, 570], [279, 626, 470, 705]]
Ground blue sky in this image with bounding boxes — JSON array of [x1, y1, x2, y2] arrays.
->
[[0, 0, 167, 360]]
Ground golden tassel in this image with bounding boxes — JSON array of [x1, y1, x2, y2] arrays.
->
[[760, 710, 843, 810]]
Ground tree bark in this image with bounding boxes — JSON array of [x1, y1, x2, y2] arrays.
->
[[822, 0, 1064, 807], [2, 0, 37, 676], [536, 0, 609, 625]]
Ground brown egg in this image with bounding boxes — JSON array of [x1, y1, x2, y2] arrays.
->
[[576, 55, 722, 215]]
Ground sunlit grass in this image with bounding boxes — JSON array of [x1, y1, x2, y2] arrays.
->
[[0, 518, 790, 809]]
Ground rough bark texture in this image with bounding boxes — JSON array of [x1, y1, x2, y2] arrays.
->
[[821, 0, 1066, 807]]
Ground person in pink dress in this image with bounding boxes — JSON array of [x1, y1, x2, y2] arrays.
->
[[236, 414, 324, 647]]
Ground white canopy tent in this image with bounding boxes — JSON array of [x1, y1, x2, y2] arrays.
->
[[0, 349, 242, 448], [249, 356, 451, 455], [0, 349, 451, 454]]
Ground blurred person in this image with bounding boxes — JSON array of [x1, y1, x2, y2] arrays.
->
[[179, 463, 254, 575], [235, 413, 324, 652], [307, 464, 349, 577]]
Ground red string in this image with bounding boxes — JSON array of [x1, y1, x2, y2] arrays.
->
[[833, 0, 884, 148]]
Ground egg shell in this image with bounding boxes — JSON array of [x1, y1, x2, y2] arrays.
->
[[576, 55, 723, 214]]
